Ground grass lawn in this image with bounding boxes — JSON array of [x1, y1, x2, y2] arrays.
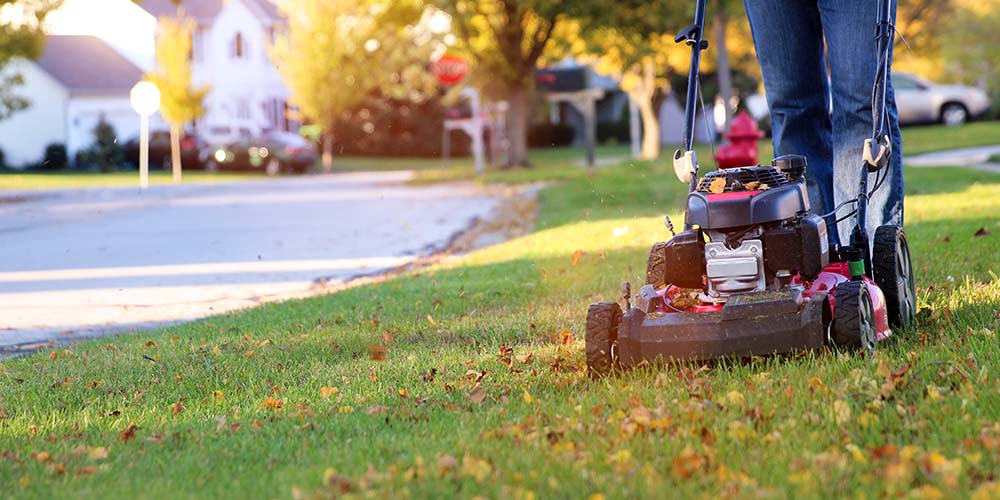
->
[[1, 138, 999, 497], [0, 170, 262, 191]]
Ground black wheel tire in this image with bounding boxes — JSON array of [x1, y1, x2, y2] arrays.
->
[[941, 102, 968, 126], [646, 242, 668, 288], [586, 302, 622, 378], [832, 280, 877, 352], [873, 225, 917, 329]]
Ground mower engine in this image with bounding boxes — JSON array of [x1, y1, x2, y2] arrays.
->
[[652, 154, 829, 301]]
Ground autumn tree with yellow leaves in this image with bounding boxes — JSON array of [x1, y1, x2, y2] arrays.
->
[[145, 12, 210, 183], [271, 0, 439, 170]]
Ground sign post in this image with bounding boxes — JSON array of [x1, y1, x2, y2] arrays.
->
[[129, 81, 161, 190], [434, 54, 488, 176]]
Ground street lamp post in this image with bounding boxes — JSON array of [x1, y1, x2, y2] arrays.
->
[[129, 81, 161, 190]]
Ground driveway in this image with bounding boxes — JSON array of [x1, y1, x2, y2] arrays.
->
[[0, 171, 499, 355]]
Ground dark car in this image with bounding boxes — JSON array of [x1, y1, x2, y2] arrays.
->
[[124, 131, 206, 170], [201, 131, 318, 174]]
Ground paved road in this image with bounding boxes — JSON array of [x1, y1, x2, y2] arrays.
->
[[906, 145, 1000, 173], [0, 171, 499, 353]]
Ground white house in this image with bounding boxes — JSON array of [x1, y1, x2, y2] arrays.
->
[[0, 35, 145, 167], [0, 0, 295, 167], [141, 0, 297, 141]]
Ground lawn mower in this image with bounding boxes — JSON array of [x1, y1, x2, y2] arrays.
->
[[585, 0, 916, 376]]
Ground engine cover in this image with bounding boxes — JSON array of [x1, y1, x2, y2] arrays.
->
[[705, 239, 766, 298], [685, 166, 810, 230]]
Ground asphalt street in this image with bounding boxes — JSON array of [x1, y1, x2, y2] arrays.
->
[[0, 171, 498, 353]]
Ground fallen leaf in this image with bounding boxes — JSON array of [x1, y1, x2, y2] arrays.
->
[[0, 404, 5, 419], [320, 386, 339, 399], [522, 391, 534, 404], [75, 466, 96, 477], [469, 385, 486, 405], [975, 227, 990, 237], [33, 451, 51, 463], [87, 447, 108, 460], [262, 398, 284, 410], [670, 445, 706, 478], [744, 181, 761, 190], [426, 314, 437, 326], [323, 469, 353, 494], [708, 177, 727, 194], [438, 454, 458, 476], [172, 400, 184, 415], [515, 353, 534, 364], [571, 249, 585, 266], [367, 405, 390, 415], [833, 399, 851, 425], [2, 450, 18, 463], [369, 343, 387, 361], [213, 390, 225, 402], [118, 423, 138, 443]]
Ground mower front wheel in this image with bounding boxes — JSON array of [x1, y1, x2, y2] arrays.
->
[[873, 225, 917, 329], [646, 242, 668, 289], [586, 302, 622, 378], [832, 280, 877, 353]]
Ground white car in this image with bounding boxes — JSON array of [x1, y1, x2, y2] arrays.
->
[[892, 72, 990, 126], [743, 73, 991, 128]]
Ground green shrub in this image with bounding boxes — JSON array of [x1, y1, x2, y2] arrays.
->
[[42, 143, 68, 169]]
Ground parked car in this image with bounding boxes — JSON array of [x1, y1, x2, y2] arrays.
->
[[200, 131, 318, 174], [742, 73, 990, 131], [893, 72, 990, 126], [124, 131, 206, 170]]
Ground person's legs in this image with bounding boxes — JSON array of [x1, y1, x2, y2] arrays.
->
[[819, 0, 903, 246], [744, 0, 838, 243]]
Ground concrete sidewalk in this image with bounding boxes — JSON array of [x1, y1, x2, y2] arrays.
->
[[906, 145, 1000, 173]]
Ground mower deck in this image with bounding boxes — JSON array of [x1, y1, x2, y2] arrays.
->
[[617, 290, 829, 364]]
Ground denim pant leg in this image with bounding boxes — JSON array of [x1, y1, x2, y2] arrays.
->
[[743, 0, 839, 245], [819, 0, 904, 245]]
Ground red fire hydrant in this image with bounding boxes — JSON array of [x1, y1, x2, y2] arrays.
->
[[715, 111, 764, 168]]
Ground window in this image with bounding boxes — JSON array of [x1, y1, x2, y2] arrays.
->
[[232, 32, 246, 59]]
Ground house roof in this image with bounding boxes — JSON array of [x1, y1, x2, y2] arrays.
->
[[140, 0, 280, 24], [36, 35, 143, 96]]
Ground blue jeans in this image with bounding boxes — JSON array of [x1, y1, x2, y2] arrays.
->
[[744, 0, 903, 248]]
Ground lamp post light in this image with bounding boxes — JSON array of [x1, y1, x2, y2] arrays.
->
[[129, 81, 161, 189]]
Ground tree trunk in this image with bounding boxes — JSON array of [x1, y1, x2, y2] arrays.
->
[[636, 98, 660, 160], [714, 8, 734, 131], [507, 83, 530, 168], [322, 132, 333, 172], [629, 58, 661, 160], [170, 123, 182, 183]]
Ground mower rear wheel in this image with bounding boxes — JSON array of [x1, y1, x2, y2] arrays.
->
[[646, 242, 668, 288], [586, 302, 622, 378], [873, 225, 917, 329], [832, 280, 877, 352]]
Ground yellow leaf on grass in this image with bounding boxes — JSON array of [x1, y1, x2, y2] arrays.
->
[[426, 314, 437, 326], [320, 386, 339, 399], [522, 391, 534, 405], [833, 400, 851, 425], [213, 390, 225, 402], [571, 249, 585, 266], [725, 391, 746, 408], [87, 447, 108, 460]]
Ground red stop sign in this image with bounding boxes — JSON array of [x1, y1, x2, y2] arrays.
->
[[432, 54, 468, 86]]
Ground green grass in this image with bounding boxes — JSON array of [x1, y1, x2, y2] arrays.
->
[[0, 170, 258, 191], [901, 121, 1000, 155], [1, 151, 998, 497]]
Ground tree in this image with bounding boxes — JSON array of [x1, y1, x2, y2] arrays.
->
[[144, 11, 209, 183], [0, 0, 62, 119], [439, 0, 581, 167], [270, 0, 439, 171], [940, 0, 1000, 109]]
